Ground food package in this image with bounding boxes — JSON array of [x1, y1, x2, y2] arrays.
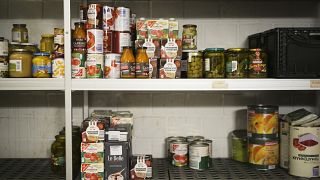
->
[[149, 58, 158, 79], [135, 39, 161, 59], [169, 19, 179, 39], [147, 19, 169, 39], [159, 59, 181, 79], [285, 108, 319, 126], [111, 111, 134, 127], [161, 39, 182, 59], [105, 124, 131, 142], [81, 117, 107, 142], [81, 163, 104, 180], [81, 143, 104, 163], [136, 18, 148, 40], [130, 155, 153, 179]]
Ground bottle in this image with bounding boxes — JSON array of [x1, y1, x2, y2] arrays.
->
[[80, 0, 88, 23], [72, 22, 86, 52], [120, 46, 135, 78], [135, 47, 149, 78]]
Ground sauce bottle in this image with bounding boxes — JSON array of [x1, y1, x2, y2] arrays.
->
[[120, 46, 135, 78], [72, 22, 86, 52], [135, 47, 149, 78]]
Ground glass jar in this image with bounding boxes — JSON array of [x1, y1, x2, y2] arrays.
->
[[204, 48, 225, 78], [182, 24, 197, 50], [51, 135, 65, 175], [225, 48, 249, 78], [12, 24, 28, 43], [9, 42, 21, 53], [0, 56, 8, 78], [9, 49, 33, 77], [40, 34, 54, 53], [21, 43, 39, 54], [135, 47, 149, 78], [186, 51, 203, 78], [248, 48, 267, 78], [120, 46, 135, 78], [32, 52, 52, 78], [72, 22, 86, 52]]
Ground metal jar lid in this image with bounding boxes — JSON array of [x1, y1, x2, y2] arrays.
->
[[248, 104, 279, 114], [183, 24, 197, 28], [205, 48, 225, 52], [11, 48, 31, 53], [33, 52, 50, 56]]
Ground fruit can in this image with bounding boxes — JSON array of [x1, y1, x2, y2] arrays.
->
[[103, 30, 113, 54], [87, 29, 103, 54], [103, 6, 114, 30], [170, 140, 188, 167], [289, 126, 320, 178], [86, 54, 104, 78], [247, 105, 279, 139], [114, 7, 130, 31], [231, 130, 248, 162], [189, 142, 210, 170], [72, 52, 86, 78], [52, 58, 64, 78], [248, 137, 279, 170], [87, 4, 103, 29], [104, 53, 120, 79], [113, 31, 131, 53]]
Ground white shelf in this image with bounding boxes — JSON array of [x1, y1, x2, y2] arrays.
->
[[0, 78, 65, 91], [71, 79, 320, 91]]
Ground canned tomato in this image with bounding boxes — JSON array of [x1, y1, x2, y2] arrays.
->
[[113, 31, 131, 53], [72, 52, 86, 78], [87, 4, 103, 29], [166, 136, 186, 159], [289, 126, 320, 178], [189, 142, 210, 170], [104, 53, 120, 79], [248, 137, 279, 170], [103, 6, 114, 30], [87, 29, 103, 54], [186, 136, 204, 143], [170, 140, 188, 167], [52, 58, 64, 78], [0, 38, 9, 56], [231, 129, 248, 162], [247, 105, 279, 139], [114, 7, 130, 31], [103, 30, 113, 54], [86, 54, 104, 78]]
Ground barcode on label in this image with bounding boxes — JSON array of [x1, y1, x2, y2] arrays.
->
[[231, 61, 237, 72]]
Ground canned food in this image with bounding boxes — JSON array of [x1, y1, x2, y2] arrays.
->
[[9, 42, 21, 53], [103, 30, 113, 54], [0, 56, 8, 78], [186, 136, 204, 143], [225, 48, 248, 78], [32, 52, 52, 78], [170, 140, 188, 167], [166, 136, 186, 158], [204, 48, 225, 78], [193, 139, 213, 167], [114, 7, 130, 31], [103, 6, 114, 30], [113, 31, 131, 53], [182, 24, 197, 50], [104, 53, 120, 79], [231, 129, 248, 162], [248, 137, 279, 170], [87, 29, 103, 54], [87, 4, 103, 29], [52, 58, 64, 78], [247, 105, 279, 139], [72, 52, 86, 79], [280, 117, 289, 169], [86, 54, 104, 78], [289, 126, 320, 178], [189, 142, 210, 170], [186, 51, 203, 78], [0, 38, 9, 56], [248, 48, 267, 78]]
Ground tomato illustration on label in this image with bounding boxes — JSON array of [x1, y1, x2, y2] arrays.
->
[[87, 31, 95, 50]]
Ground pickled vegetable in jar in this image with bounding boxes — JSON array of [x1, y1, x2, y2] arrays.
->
[[9, 49, 32, 77], [248, 48, 267, 78], [135, 47, 149, 78], [40, 34, 54, 53], [32, 52, 52, 78], [120, 46, 135, 78], [51, 135, 65, 175], [204, 48, 225, 78], [12, 24, 28, 43], [182, 24, 197, 50], [186, 51, 203, 78], [225, 48, 248, 78]]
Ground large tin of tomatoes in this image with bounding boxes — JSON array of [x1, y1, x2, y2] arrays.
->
[[81, 143, 104, 163], [87, 4, 103, 29], [166, 136, 186, 158], [170, 139, 188, 167], [87, 29, 103, 54], [104, 53, 120, 79], [72, 52, 86, 78], [86, 54, 104, 78], [103, 6, 115, 30]]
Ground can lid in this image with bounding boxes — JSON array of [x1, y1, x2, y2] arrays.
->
[[34, 52, 50, 56], [170, 139, 187, 143], [189, 142, 209, 147], [183, 24, 197, 28], [21, 43, 35, 46], [193, 139, 213, 144], [231, 129, 247, 139], [248, 105, 279, 113], [41, 34, 54, 38], [205, 48, 225, 52]]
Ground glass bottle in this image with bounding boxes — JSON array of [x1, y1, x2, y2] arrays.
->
[[72, 22, 86, 52], [135, 47, 149, 78], [120, 46, 135, 78], [40, 34, 54, 53], [51, 135, 65, 175]]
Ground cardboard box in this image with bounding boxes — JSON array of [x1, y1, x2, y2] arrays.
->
[[81, 163, 104, 180], [161, 38, 182, 59], [147, 19, 169, 39], [159, 59, 181, 79], [81, 143, 104, 163], [130, 154, 153, 179]]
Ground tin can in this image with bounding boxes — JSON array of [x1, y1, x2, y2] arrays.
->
[[193, 139, 213, 167], [103, 6, 114, 30], [189, 142, 210, 170], [52, 58, 64, 78], [113, 31, 131, 53], [104, 53, 120, 79], [248, 137, 279, 170], [231, 129, 248, 162], [247, 105, 279, 139], [87, 29, 103, 54], [170, 140, 188, 167], [280, 117, 289, 169], [186, 136, 205, 143], [114, 7, 130, 31], [86, 54, 104, 78], [87, 4, 103, 29], [72, 52, 86, 78], [289, 126, 320, 178], [0, 56, 8, 78], [0, 38, 9, 56], [103, 30, 113, 54], [166, 136, 186, 159]]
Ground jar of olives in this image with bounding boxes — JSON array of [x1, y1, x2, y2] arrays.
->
[[225, 48, 249, 78], [51, 135, 65, 175], [204, 48, 225, 78], [186, 50, 203, 78], [248, 48, 267, 78], [182, 24, 197, 50]]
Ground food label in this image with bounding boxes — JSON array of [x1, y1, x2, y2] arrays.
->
[[169, 20, 179, 39], [182, 34, 197, 50], [86, 54, 104, 78], [134, 156, 148, 178], [136, 62, 149, 78], [54, 34, 64, 45], [72, 52, 86, 78], [84, 121, 100, 143], [250, 51, 266, 74], [136, 19, 147, 40], [248, 110, 278, 136], [163, 39, 179, 59], [249, 142, 279, 166], [12, 32, 21, 42], [114, 7, 130, 31], [32, 63, 52, 74], [103, 30, 113, 53], [52, 58, 64, 78], [110, 145, 123, 156], [0, 41, 8, 56], [119, 32, 131, 52], [205, 58, 210, 71], [0, 61, 9, 78], [104, 53, 120, 79], [120, 62, 135, 77], [87, 4, 99, 25], [23, 32, 28, 41], [163, 59, 177, 79], [72, 38, 86, 51], [9, 60, 22, 72], [189, 145, 210, 170], [147, 19, 169, 39], [170, 143, 188, 166], [226, 60, 238, 73], [143, 39, 156, 58], [103, 6, 114, 30], [87, 29, 103, 54]]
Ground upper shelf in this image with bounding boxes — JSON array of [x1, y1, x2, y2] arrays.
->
[[71, 79, 320, 91], [0, 78, 65, 91]]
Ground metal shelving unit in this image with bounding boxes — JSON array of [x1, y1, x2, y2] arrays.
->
[[0, 78, 65, 91]]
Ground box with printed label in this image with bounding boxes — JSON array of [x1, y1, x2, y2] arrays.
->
[[130, 154, 153, 179], [147, 19, 169, 39], [81, 117, 107, 142], [81, 143, 104, 163], [81, 163, 104, 180], [135, 39, 161, 59], [161, 38, 182, 59], [111, 111, 133, 127], [159, 59, 181, 79], [105, 124, 131, 142]]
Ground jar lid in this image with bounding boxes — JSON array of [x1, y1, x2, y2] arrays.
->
[[12, 48, 30, 52], [169, 18, 176, 21], [227, 48, 247, 52], [249, 48, 262, 52], [21, 43, 35, 46], [41, 34, 54, 38], [34, 52, 50, 56], [183, 24, 197, 28], [10, 42, 20, 45], [74, 22, 84, 26], [13, 24, 26, 27], [205, 48, 225, 52]]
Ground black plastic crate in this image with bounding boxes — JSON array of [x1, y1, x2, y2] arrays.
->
[[249, 28, 320, 78]]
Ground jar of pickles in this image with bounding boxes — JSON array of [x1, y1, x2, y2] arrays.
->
[[225, 48, 249, 78], [248, 48, 267, 78], [40, 34, 54, 53], [51, 135, 65, 175], [204, 48, 225, 78], [12, 24, 28, 43], [186, 51, 203, 78], [9, 49, 33, 77], [182, 24, 197, 50], [21, 43, 38, 54], [32, 52, 52, 78]]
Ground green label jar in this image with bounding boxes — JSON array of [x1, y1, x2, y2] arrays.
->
[[204, 48, 225, 78]]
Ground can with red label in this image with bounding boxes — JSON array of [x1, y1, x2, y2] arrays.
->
[[103, 6, 114, 30], [86, 54, 104, 78], [87, 29, 103, 54], [87, 4, 103, 29], [170, 140, 188, 167], [113, 31, 131, 53], [72, 52, 86, 78], [114, 7, 130, 31], [103, 30, 113, 54], [104, 53, 120, 79]]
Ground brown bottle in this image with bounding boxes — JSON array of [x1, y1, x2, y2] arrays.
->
[[72, 22, 86, 52], [120, 46, 135, 78], [135, 47, 149, 78]]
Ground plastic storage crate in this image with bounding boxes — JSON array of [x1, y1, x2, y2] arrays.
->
[[249, 28, 320, 78]]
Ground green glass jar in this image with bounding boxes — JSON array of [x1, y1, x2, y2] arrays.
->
[[182, 24, 197, 50], [248, 48, 267, 78], [21, 43, 39, 54], [12, 24, 28, 43], [204, 48, 225, 78], [186, 51, 203, 78], [225, 48, 249, 78], [51, 135, 65, 175]]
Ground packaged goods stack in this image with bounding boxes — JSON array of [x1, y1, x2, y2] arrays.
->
[[0, 37, 9, 78]]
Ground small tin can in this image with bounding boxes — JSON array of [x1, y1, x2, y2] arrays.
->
[[186, 136, 205, 143], [170, 140, 188, 167], [231, 129, 248, 162], [103, 30, 113, 54], [0, 38, 9, 56], [103, 6, 115, 30], [52, 58, 64, 78], [87, 29, 103, 54], [114, 7, 130, 31], [113, 31, 131, 53], [72, 51, 86, 78], [193, 139, 213, 167], [87, 4, 103, 29], [104, 53, 120, 79], [189, 142, 210, 170], [86, 53, 104, 78], [0, 56, 8, 78], [166, 136, 186, 159]]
